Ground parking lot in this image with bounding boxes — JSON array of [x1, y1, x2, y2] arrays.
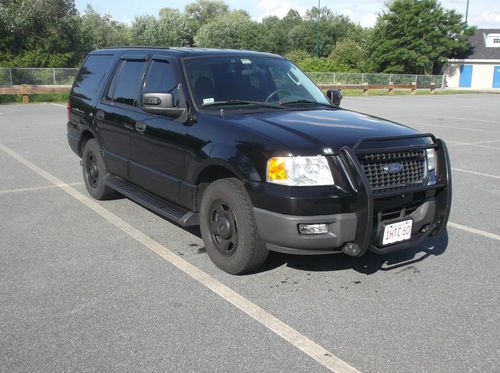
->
[[1, 94, 499, 372]]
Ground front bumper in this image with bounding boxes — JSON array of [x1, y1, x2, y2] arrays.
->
[[255, 197, 439, 255], [253, 135, 452, 256]]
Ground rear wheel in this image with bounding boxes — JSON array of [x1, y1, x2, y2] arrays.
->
[[82, 139, 117, 200], [200, 178, 268, 275]]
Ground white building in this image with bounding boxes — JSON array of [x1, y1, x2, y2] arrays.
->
[[445, 29, 500, 89]]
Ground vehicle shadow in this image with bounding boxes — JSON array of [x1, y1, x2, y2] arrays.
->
[[145, 204, 449, 276], [259, 229, 449, 275]]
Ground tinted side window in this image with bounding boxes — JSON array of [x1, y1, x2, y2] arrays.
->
[[144, 60, 178, 93], [110, 60, 146, 106], [72, 54, 113, 100]]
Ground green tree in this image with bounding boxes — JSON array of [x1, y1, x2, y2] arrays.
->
[[130, 15, 157, 45], [284, 49, 311, 64], [194, 11, 258, 49], [285, 50, 351, 72], [329, 39, 365, 71], [256, 16, 289, 54], [185, 0, 229, 45], [256, 11, 303, 55], [130, 9, 190, 47], [0, 0, 83, 66], [287, 7, 362, 57], [80, 5, 130, 50], [369, 0, 474, 74], [185, 0, 228, 28], [157, 8, 190, 46]]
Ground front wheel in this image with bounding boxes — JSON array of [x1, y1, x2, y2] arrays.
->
[[200, 178, 268, 275]]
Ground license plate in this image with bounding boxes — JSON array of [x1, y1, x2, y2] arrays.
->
[[382, 219, 413, 245]]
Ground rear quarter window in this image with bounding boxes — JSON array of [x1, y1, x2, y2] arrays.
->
[[72, 54, 114, 101]]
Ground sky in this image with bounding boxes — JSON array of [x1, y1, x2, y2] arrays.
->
[[75, 0, 500, 28]]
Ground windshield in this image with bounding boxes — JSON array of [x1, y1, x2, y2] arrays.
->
[[184, 56, 330, 109]]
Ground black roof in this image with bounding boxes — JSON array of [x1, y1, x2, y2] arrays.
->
[[467, 29, 500, 59], [93, 46, 281, 59]]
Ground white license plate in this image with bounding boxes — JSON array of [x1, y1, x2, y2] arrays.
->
[[382, 219, 413, 245]]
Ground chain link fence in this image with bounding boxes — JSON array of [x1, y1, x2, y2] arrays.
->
[[306, 72, 445, 87], [0, 68, 78, 86], [0, 68, 445, 88]]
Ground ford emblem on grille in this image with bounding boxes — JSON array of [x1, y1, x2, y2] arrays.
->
[[384, 163, 403, 174]]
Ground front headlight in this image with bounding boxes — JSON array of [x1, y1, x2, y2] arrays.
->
[[426, 148, 436, 171], [266, 156, 334, 186]]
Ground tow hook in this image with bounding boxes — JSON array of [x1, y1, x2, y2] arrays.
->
[[342, 242, 363, 257]]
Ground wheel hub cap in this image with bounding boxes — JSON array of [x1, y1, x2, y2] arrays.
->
[[216, 217, 232, 239], [208, 200, 238, 256]]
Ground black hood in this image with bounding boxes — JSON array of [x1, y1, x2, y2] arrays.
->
[[229, 108, 423, 154]]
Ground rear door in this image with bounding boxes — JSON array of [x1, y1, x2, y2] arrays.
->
[[68, 53, 114, 149], [128, 56, 191, 205], [95, 55, 148, 178]]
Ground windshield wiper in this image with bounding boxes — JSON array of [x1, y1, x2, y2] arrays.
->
[[281, 99, 335, 108], [202, 99, 284, 109]]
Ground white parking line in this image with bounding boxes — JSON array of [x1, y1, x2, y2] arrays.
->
[[0, 143, 359, 373], [452, 168, 500, 180], [448, 140, 500, 145], [49, 103, 66, 108], [448, 222, 500, 241], [467, 139, 500, 145], [424, 115, 500, 125], [0, 183, 83, 195], [447, 140, 500, 151], [418, 122, 499, 134]]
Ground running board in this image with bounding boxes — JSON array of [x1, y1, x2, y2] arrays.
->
[[104, 176, 199, 226]]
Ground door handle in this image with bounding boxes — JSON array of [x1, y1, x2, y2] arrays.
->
[[135, 121, 147, 133]]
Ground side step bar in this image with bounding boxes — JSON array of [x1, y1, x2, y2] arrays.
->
[[104, 176, 199, 226]]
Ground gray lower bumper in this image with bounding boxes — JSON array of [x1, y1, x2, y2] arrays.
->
[[253, 208, 357, 255], [254, 198, 437, 255]]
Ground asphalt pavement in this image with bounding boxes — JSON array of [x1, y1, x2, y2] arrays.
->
[[1, 94, 499, 372]]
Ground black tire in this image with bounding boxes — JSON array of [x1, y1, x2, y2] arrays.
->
[[200, 178, 268, 275], [82, 139, 117, 200]]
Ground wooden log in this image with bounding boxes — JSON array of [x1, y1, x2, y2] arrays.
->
[[0, 84, 71, 95]]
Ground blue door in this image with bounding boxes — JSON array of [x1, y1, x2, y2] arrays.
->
[[459, 64, 473, 87], [493, 66, 500, 88]]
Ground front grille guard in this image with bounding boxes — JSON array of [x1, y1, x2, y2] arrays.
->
[[338, 133, 452, 256]]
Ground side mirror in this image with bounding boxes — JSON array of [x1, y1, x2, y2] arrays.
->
[[141, 92, 186, 118], [326, 89, 342, 106]]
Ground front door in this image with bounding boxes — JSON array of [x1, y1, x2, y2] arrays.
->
[[459, 64, 473, 88], [493, 66, 500, 88], [128, 56, 191, 207]]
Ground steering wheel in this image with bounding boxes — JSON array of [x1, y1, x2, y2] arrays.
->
[[265, 89, 292, 102]]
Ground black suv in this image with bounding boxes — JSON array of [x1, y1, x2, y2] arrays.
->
[[67, 47, 452, 274]]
